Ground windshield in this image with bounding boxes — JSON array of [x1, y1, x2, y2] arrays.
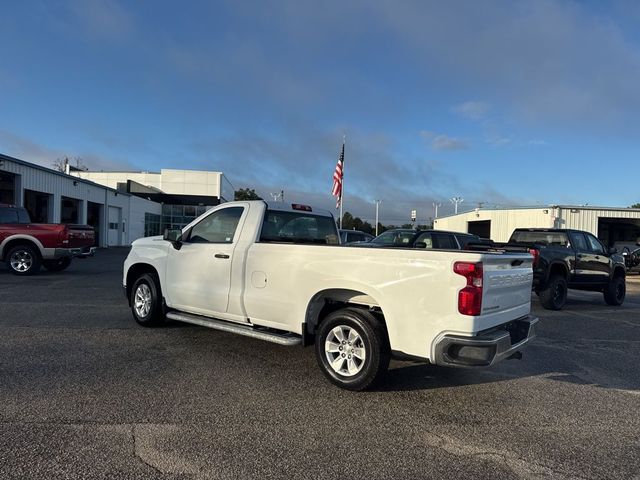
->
[[371, 230, 416, 246]]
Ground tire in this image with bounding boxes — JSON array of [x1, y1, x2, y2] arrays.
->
[[604, 275, 625, 306], [43, 257, 72, 272], [539, 274, 568, 310], [6, 244, 42, 276], [130, 273, 165, 327], [315, 307, 390, 391]]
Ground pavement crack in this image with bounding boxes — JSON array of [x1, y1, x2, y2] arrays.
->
[[131, 424, 165, 476], [422, 432, 588, 480]]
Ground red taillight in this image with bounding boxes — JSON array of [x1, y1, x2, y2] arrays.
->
[[454, 261, 483, 316], [528, 248, 539, 267], [291, 204, 312, 212], [58, 227, 70, 244]]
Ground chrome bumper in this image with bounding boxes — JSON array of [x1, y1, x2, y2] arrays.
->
[[54, 246, 97, 259], [433, 315, 539, 367]]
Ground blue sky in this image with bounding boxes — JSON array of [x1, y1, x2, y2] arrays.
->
[[1, 0, 640, 223]]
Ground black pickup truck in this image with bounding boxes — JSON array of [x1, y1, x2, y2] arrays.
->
[[503, 229, 626, 310]]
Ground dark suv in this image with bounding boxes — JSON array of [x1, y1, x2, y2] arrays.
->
[[350, 228, 483, 250]]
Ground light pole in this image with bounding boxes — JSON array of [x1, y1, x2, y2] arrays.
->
[[374, 199, 382, 236], [450, 196, 464, 214], [270, 191, 284, 202], [432, 202, 441, 219]]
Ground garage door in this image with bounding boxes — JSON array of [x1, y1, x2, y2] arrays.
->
[[107, 206, 121, 246]]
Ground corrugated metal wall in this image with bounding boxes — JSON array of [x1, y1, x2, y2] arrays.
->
[[435, 206, 640, 242], [1, 158, 158, 246], [434, 208, 554, 241]]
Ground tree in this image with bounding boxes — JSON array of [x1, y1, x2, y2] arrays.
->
[[631, 203, 640, 209], [53, 156, 87, 173], [234, 188, 261, 200]]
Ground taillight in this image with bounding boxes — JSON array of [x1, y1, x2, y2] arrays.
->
[[453, 261, 483, 316], [58, 227, 70, 244], [528, 248, 539, 267]]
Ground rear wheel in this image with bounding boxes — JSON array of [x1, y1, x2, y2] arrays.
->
[[43, 257, 72, 272], [130, 273, 165, 327], [6, 244, 41, 276], [315, 307, 390, 391], [604, 275, 625, 306], [539, 274, 567, 310]]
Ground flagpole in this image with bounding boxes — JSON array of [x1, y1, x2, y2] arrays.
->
[[339, 135, 345, 229]]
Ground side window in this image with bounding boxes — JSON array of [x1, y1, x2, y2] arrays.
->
[[569, 232, 589, 252], [349, 233, 364, 242], [0, 208, 18, 224], [585, 234, 605, 254], [432, 233, 456, 249], [415, 233, 433, 248], [188, 207, 243, 244]]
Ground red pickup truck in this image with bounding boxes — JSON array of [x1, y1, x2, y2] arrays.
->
[[0, 204, 95, 275]]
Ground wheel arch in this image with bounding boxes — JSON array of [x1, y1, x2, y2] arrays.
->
[[1, 235, 45, 261], [304, 288, 386, 341], [547, 261, 569, 281], [613, 265, 626, 279], [126, 263, 162, 305]]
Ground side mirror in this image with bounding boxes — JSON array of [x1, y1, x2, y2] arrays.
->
[[609, 247, 617, 255], [163, 229, 183, 249]]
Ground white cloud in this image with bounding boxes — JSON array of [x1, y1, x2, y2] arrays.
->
[[453, 101, 490, 120], [0, 130, 135, 171], [420, 131, 469, 151]]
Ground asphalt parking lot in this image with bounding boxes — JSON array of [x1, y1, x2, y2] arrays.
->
[[1, 249, 639, 479]]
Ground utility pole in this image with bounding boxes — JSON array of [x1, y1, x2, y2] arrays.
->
[[374, 199, 382, 236], [450, 196, 464, 214], [432, 202, 441, 219]]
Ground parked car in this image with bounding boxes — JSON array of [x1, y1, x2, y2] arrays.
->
[[622, 246, 640, 271], [339, 229, 374, 244], [124, 200, 537, 390], [495, 228, 626, 310], [350, 228, 483, 250], [0, 204, 95, 275]]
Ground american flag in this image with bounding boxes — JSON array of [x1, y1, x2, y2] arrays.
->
[[331, 142, 344, 208]]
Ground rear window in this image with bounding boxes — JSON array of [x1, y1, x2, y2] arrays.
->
[[260, 210, 339, 245], [510, 231, 569, 246]]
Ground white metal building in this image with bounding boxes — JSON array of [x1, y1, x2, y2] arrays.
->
[[0, 153, 161, 247], [433, 205, 640, 247], [72, 168, 234, 202]]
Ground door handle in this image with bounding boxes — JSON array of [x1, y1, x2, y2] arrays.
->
[[214, 253, 230, 259]]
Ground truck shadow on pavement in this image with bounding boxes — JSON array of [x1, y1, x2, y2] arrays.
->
[[375, 292, 640, 393]]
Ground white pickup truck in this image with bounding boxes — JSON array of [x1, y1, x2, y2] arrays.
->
[[123, 201, 538, 390]]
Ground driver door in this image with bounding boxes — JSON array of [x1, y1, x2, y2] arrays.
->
[[165, 205, 246, 318]]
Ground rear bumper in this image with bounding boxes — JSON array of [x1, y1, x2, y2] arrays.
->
[[54, 246, 97, 259], [433, 315, 538, 367]]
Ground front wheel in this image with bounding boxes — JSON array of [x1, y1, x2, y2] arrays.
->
[[604, 275, 625, 306], [43, 257, 72, 272], [539, 274, 568, 310], [130, 273, 165, 327], [315, 307, 390, 391], [6, 245, 42, 276]]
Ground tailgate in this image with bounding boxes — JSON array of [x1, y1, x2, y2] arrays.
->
[[481, 253, 533, 316], [68, 225, 95, 247]]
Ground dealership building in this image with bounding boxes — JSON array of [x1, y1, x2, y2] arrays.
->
[[434, 205, 640, 247], [0, 153, 233, 247]]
